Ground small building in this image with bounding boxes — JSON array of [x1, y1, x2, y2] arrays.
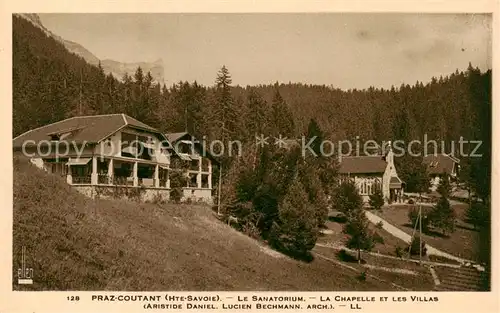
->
[[12, 114, 215, 204], [338, 146, 403, 204], [423, 153, 460, 192], [165, 132, 218, 204]]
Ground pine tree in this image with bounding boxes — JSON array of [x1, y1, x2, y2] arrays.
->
[[213, 65, 238, 142], [305, 118, 324, 156], [270, 84, 295, 137], [268, 179, 318, 259], [464, 201, 488, 230], [245, 88, 269, 138], [404, 160, 430, 194], [343, 208, 374, 263], [332, 180, 363, 218], [298, 161, 329, 228], [429, 196, 455, 236]]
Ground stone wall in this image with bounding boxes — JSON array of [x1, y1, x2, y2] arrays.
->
[[72, 185, 216, 205], [182, 188, 213, 205]]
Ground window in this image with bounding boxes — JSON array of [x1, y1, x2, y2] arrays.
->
[[201, 174, 209, 188], [178, 143, 193, 154], [202, 158, 210, 172], [188, 173, 198, 187], [190, 159, 199, 171], [359, 181, 366, 195]]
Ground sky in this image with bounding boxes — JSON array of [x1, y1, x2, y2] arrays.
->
[[39, 13, 492, 89]]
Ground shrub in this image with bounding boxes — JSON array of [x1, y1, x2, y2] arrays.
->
[[372, 231, 384, 245], [436, 172, 452, 197], [152, 192, 164, 205], [465, 201, 489, 230], [368, 184, 384, 210], [429, 196, 455, 235], [408, 206, 430, 233], [376, 221, 384, 229], [242, 221, 261, 239], [408, 234, 427, 256], [169, 169, 187, 203], [395, 246, 403, 258], [332, 180, 363, 218], [357, 271, 367, 281]]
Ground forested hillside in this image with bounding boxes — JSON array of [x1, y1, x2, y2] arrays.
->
[[13, 13, 491, 193]]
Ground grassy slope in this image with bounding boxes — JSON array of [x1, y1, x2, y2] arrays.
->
[[13, 157, 394, 291]]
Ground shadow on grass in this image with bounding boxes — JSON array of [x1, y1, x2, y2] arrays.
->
[[456, 224, 479, 232], [282, 249, 315, 263], [402, 223, 449, 238], [268, 243, 315, 263], [328, 215, 347, 224], [336, 249, 366, 264]]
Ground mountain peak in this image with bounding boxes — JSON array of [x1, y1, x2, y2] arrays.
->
[[15, 13, 164, 84]]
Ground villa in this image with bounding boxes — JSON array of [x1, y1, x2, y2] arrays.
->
[[12, 114, 216, 204], [423, 153, 460, 192]]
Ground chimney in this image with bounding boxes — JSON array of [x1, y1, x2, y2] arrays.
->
[[386, 141, 394, 166]]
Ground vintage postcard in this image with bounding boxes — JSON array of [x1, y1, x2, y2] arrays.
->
[[1, 0, 498, 312]]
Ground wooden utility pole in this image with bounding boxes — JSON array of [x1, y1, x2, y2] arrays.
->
[[79, 69, 83, 115], [408, 204, 419, 258], [184, 104, 188, 132], [419, 194, 423, 264], [78, 68, 92, 116], [217, 164, 222, 216]]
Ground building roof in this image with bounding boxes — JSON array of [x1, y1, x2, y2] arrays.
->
[[165, 131, 219, 164], [338, 155, 388, 174], [13, 114, 164, 148], [389, 176, 403, 188], [165, 132, 189, 143], [423, 154, 460, 175]]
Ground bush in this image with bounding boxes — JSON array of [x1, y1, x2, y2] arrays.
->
[[395, 246, 403, 258], [368, 184, 384, 210], [408, 206, 430, 233], [372, 231, 384, 245], [375, 221, 383, 229], [408, 235, 427, 256], [242, 221, 261, 239], [465, 202, 489, 230], [437, 172, 451, 197], [332, 180, 363, 218], [152, 192, 165, 205], [357, 271, 367, 281], [169, 169, 187, 203], [429, 196, 455, 235]]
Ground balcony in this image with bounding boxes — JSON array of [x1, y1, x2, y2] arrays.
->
[[71, 175, 91, 184], [98, 174, 111, 185]]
